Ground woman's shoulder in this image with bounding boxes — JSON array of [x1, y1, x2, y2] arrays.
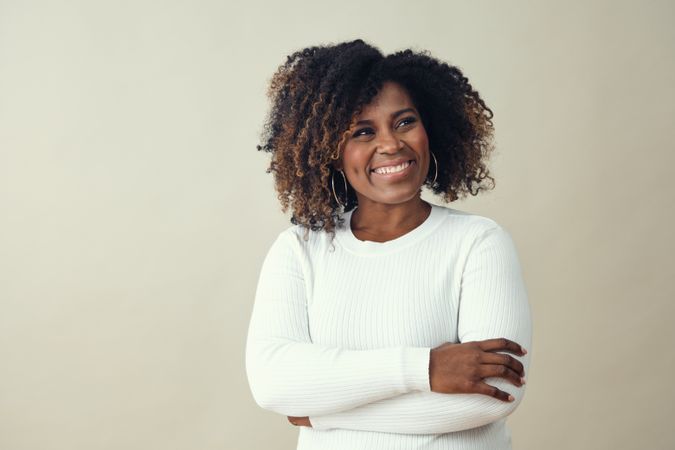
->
[[270, 221, 336, 252], [433, 205, 521, 262], [432, 204, 506, 238]]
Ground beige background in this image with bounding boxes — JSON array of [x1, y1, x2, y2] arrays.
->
[[1, 1, 673, 449]]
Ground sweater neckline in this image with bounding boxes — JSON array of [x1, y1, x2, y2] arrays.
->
[[335, 202, 445, 255]]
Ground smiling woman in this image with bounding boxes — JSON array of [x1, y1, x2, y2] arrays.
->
[[255, 39, 496, 238], [246, 39, 532, 450], [336, 81, 433, 242]]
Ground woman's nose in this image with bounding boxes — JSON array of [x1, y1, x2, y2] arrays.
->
[[375, 130, 402, 153]]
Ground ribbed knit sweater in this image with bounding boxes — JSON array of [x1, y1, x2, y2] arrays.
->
[[245, 203, 532, 450]]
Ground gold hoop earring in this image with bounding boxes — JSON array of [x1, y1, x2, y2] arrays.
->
[[429, 151, 438, 186], [331, 169, 348, 208]]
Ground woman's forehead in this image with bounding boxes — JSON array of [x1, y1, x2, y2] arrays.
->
[[357, 81, 415, 118]]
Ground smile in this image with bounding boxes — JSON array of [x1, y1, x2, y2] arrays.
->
[[372, 160, 415, 175]]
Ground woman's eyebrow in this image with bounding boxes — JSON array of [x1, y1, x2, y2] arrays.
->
[[355, 108, 416, 126]]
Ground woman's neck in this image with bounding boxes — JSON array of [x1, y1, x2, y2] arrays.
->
[[350, 196, 431, 243]]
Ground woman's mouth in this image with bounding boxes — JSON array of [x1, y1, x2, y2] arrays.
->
[[371, 160, 415, 178]]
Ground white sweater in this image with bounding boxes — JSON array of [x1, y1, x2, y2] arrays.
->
[[245, 203, 532, 450]]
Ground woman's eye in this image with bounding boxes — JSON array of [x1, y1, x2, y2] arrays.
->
[[352, 118, 416, 138], [397, 116, 417, 128], [353, 127, 373, 137]]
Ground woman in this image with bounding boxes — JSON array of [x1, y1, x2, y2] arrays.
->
[[245, 39, 532, 450]]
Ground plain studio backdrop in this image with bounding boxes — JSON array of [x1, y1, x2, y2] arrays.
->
[[1, 1, 673, 449]]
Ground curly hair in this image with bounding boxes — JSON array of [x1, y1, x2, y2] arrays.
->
[[256, 39, 496, 238]]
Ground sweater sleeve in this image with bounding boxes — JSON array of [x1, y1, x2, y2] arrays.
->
[[308, 225, 533, 434], [245, 229, 432, 417]]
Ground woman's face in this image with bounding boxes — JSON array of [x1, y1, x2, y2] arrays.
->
[[337, 81, 430, 208]]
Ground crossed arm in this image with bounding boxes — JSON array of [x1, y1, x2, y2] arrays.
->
[[245, 226, 532, 434]]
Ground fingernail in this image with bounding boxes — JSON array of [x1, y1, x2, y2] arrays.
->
[[522, 348, 528, 354], [520, 377, 526, 385], [508, 394, 515, 401]]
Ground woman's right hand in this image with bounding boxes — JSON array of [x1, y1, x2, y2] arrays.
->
[[429, 338, 527, 402]]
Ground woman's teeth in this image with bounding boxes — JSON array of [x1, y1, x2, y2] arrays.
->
[[373, 160, 412, 175]]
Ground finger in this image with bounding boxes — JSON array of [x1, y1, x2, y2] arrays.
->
[[471, 380, 515, 402], [481, 352, 525, 377], [477, 338, 526, 355], [479, 364, 523, 387]]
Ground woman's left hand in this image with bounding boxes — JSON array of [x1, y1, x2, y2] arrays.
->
[[287, 416, 312, 427]]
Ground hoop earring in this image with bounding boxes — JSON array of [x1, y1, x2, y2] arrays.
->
[[331, 169, 348, 208], [429, 151, 438, 186]]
